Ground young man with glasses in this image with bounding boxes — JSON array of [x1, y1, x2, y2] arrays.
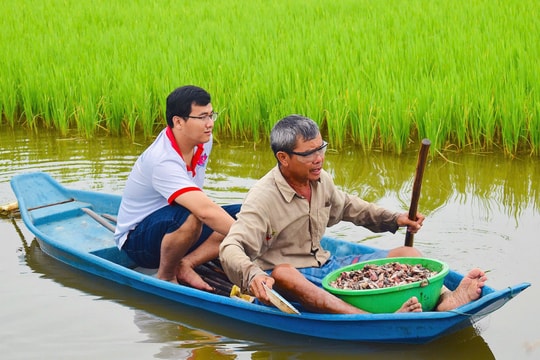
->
[[219, 114, 487, 314], [114, 85, 240, 291]]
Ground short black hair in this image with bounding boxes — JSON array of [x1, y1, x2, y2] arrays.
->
[[165, 85, 211, 127]]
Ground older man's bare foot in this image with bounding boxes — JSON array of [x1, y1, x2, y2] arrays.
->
[[176, 261, 213, 292], [395, 296, 423, 313], [436, 268, 487, 311]]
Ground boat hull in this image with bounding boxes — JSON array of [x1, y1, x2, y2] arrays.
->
[[11, 172, 530, 343]]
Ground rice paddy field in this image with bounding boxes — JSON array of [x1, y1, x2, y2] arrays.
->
[[1, 0, 539, 155]]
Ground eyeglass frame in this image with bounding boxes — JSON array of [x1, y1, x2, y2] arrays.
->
[[288, 141, 328, 161], [184, 112, 219, 121]]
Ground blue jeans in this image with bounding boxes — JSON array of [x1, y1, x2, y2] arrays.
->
[[123, 203, 241, 268], [297, 250, 389, 287]]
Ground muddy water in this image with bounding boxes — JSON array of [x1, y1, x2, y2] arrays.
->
[[1, 126, 538, 359]]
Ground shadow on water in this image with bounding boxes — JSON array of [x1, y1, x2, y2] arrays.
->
[[13, 219, 495, 360]]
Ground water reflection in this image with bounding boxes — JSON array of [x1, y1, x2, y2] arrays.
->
[[1, 127, 538, 222], [325, 148, 539, 223], [0, 127, 143, 194]]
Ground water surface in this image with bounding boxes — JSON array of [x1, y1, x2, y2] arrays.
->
[[1, 126, 538, 359]]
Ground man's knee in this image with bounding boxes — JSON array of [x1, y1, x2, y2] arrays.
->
[[271, 263, 297, 281], [389, 246, 422, 258]]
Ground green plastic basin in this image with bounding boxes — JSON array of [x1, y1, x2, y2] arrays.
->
[[322, 257, 449, 313]]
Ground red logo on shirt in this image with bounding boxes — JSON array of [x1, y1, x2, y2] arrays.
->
[[198, 153, 208, 166], [265, 230, 275, 241]]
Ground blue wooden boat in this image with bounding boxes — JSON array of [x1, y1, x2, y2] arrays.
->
[[10, 171, 530, 344]]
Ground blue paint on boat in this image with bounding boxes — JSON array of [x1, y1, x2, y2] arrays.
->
[[10, 172, 530, 344]]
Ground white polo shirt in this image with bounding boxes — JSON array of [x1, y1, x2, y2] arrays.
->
[[114, 127, 212, 248]]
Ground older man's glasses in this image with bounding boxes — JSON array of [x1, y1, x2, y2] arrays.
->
[[289, 141, 328, 162], [186, 112, 219, 121]]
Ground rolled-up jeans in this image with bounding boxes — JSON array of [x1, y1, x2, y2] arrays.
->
[[123, 203, 241, 268]]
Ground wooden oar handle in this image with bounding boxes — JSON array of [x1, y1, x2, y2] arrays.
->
[[405, 139, 431, 247]]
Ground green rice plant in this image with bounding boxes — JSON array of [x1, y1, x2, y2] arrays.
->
[[1, 0, 539, 155], [0, 62, 20, 126], [525, 98, 540, 155]]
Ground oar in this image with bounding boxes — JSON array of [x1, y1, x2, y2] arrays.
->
[[262, 282, 301, 315], [404, 138, 431, 247]]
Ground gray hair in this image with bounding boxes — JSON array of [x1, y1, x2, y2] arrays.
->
[[270, 114, 320, 155]]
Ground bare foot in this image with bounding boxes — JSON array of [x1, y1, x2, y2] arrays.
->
[[176, 261, 213, 292], [156, 270, 179, 284], [436, 268, 487, 311], [395, 296, 423, 313]]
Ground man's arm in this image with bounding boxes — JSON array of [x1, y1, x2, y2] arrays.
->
[[219, 203, 269, 292], [174, 190, 235, 235]]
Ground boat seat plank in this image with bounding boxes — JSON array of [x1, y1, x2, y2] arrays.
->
[[30, 201, 93, 226], [30, 202, 118, 253]]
